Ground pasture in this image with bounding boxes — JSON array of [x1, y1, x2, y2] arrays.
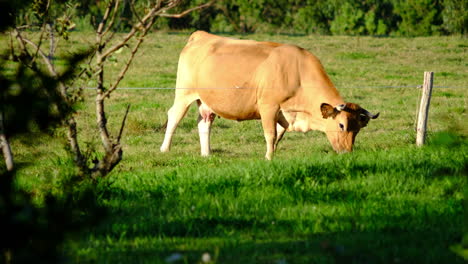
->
[[11, 32, 467, 263]]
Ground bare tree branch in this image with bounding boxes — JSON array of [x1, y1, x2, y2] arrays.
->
[[117, 104, 131, 143], [102, 0, 121, 37], [30, 23, 47, 66], [47, 23, 55, 61], [12, 29, 89, 175], [12, 29, 32, 61], [103, 16, 155, 98], [159, 1, 213, 18], [130, 0, 144, 25], [96, 0, 115, 36], [20, 37, 57, 77], [99, 0, 181, 59]]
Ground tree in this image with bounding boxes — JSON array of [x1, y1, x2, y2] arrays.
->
[[1, 1, 103, 262], [5, 0, 211, 178], [1, 1, 211, 262]]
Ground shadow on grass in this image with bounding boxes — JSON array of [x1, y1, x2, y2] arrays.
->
[[78, 228, 463, 264], [74, 140, 466, 263], [80, 187, 465, 263]]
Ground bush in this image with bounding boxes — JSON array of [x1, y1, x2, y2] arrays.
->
[[442, 0, 468, 35], [291, 0, 333, 34], [392, 0, 443, 36], [33, 0, 467, 36]]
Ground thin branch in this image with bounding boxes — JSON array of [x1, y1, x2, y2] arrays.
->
[[47, 23, 55, 62], [20, 37, 59, 78], [30, 22, 47, 65], [96, 0, 115, 36], [159, 1, 213, 18], [15, 25, 32, 30], [103, 17, 153, 98], [99, 1, 172, 59], [27, 0, 51, 65], [102, 0, 121, 37], [117, 104, 131, 143], [100, 0, 211, 60], [12, 29, 32, 60], [8, 32, 15, 60], [130, 0, 144, 25]]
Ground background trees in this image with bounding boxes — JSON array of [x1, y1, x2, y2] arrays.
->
[[154, 0, 467, 36], [10, 1, 467, 36]]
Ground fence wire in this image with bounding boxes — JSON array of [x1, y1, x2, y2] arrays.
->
[[82, 85, 467, 90], [77, 85, 465, 136]]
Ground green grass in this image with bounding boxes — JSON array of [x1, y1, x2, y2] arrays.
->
[[5, 32, 468, 263]]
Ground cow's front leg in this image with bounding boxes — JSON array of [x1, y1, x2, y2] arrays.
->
[[260, 106, 280, 160]]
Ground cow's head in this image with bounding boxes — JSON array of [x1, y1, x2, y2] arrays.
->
[[321, 103, 379, 153]]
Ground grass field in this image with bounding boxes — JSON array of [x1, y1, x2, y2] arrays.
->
[[7, 31, 468, 263]]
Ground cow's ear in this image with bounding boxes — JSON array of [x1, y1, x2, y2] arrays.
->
[[321, 103, 337, 119]]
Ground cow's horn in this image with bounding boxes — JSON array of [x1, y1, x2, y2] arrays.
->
[[362, 109, 380, 119], [335, 104, 346, 111]]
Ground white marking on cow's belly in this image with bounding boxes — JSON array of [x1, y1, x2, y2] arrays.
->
[[289, 121, 309, 132]]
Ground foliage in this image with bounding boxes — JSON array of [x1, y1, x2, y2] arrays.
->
[[392, 0, 443, 36], [148, 0, 466, 36], [330, 2, 366, 35], [290, 0, 334, 35], [442, 0, 468, 35], [0, 171, 105, 263], [13, 0, 465, 36], [0, 2, 104, 263]]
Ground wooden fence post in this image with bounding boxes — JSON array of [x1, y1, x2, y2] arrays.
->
[[416, 71, 434, 146]]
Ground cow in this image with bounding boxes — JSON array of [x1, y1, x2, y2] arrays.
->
[[160, 31, 379, 160]]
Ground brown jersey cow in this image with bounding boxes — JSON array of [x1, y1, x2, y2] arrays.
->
[[160, 31, 379, 159]]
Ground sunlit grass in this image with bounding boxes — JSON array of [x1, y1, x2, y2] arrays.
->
[[4, 31, 467, 263]]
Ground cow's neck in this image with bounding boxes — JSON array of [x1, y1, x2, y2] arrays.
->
[[281, 80, 345, 132]]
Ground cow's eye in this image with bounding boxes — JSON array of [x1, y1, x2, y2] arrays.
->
[[359, 114, 368, 122], [339, 123, 344, 131]]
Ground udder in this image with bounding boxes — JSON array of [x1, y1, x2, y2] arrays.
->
[[199, 103, 216, 122]]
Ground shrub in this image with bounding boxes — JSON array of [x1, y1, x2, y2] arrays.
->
[[442, 0, 468, 35]]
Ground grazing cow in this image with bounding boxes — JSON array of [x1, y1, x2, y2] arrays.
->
[[160, 31, 379, 159]]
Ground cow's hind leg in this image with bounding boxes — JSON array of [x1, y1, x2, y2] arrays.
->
[[259, 105, 280, 160], [160, 96, 195, 153], [197, 101, 216, 156], [274, 111, 289, 150]]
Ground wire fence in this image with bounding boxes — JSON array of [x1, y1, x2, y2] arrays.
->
[[82, 85, 467, 90], [76, 84, 465, 136]]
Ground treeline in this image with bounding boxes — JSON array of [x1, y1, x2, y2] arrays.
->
[[18, 0, 468, 36], [168, 0, 467, 36]]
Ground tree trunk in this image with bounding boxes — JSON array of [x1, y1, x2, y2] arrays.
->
[[0, 110, 14, 171]]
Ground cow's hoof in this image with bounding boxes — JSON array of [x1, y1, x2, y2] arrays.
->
[[160, 146, 170, 153]]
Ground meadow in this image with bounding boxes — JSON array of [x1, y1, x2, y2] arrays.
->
[[10, 32, 468, 263]]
